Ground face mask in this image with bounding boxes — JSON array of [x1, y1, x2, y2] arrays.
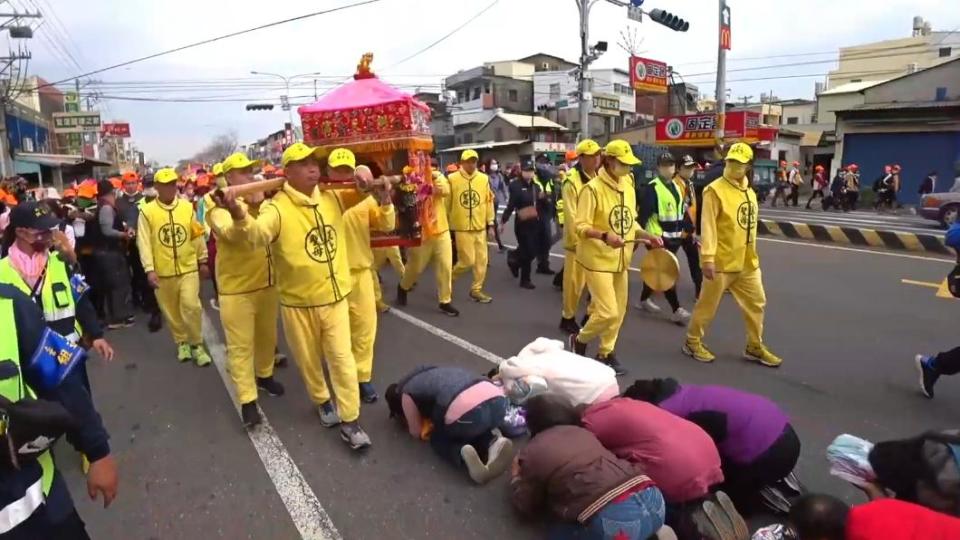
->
[[658, 166, 676, 179], [679, 167, 695, 180], [489, 163, 499, 172], [724, 162, 748, 180], [521, 171, 534, 180]]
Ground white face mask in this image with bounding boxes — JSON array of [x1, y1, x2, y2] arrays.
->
[[489, 163, 499, 172]]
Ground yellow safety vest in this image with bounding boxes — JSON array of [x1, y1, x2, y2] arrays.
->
[[448, 170, 494, 232], [261, 185, 352, 307], [0, 255, 81, 342], [575, 168, 640, 273], [432, 174, 451, 236], [0, 297, 56, 527], [140, 199, 203, 277], [343, 196, 396, 271], [561, 168, 591, 251], [206, 198, 275, 295]]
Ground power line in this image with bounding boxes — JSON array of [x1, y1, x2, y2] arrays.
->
[[383, 0, 500, 70], [33, 0, 385, 90]]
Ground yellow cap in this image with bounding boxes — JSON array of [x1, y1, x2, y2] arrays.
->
[[725, 142, 754, 164], [328, 148, 356, 170], [211, 163, 224, 177], [222, 152, 260, 173], [154, 168, 179, 184], [460, 149, 479, 162], [575, 139, 601, 156], [604, 140, 641, 165], [281, 142, 323, 168]]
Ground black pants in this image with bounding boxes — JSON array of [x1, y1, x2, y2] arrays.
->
[[515, 220, 540, 284], [720, 424, 801, 510], [806, 189, 824, 208], [492, 201, 504, 249], [788, 186, 800, 207], [127, 244, 158, 314], [93, 248, 132, 324], [844, 191, 859, 211], [4, 508, 91, 540], [770, 185, 789, 207], [77, 253, 103, 319], [536, 214, 553, 270], [932, 346, 960, 375], [680, 235, 702, 298], [429, 396, 506, 468]]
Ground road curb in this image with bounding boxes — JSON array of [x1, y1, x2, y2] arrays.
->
[[758, 219, 950, 254]]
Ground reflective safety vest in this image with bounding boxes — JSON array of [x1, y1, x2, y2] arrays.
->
[[0, 256, 81, 342], [0, 298, 56, 533], [556, 197, 565, 225], [533, 177, 553, 196], [645, 177, 685, 240]]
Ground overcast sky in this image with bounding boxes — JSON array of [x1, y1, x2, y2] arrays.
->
[[18, 0, 960, 164]]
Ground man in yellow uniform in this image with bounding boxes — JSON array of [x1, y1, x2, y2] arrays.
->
[[449, 149, 495, 303], [396, 167, 459, 316], [206, 152, 283, 428], [217, 144, 376, 450], [372, 245, 404, 312], [138, 167, 211, 366], [682, 142, 782, 367], [569, 140, 662, 375], [558, 139, 601, 335], [344, 182, 395, 403]]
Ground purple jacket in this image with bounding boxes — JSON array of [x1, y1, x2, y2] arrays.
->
[[659, 384, 789, 464]]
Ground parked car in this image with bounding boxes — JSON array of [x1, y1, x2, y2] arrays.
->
[[919, 191, 960, 229]]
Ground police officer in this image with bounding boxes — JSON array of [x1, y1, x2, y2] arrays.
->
[[500, 159, 542, 289], [0, 282, 118, 539]]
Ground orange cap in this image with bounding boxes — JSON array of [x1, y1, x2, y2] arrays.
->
[[121, 171, 139, 182], [564, 150, 578, 162], [109, 177, 122, 189], [196, 174, 210, 187], [63, 188, 77, 197], [445, 163, 459, 173]]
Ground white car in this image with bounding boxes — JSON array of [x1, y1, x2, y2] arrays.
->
[[919, 191, 960, 229]]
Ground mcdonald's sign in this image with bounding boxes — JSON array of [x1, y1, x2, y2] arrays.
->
[[720, 4, 732, 50]]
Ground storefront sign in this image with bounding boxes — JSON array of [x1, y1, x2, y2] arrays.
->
[[101, 122, 131, 137], [64, 92, 80, 113], [591, 93, 621, 116], [720, 2, 732, 50], [531, 141, 575, 153], [53, 112, 101, 133], [655, 111, 761, 146], [629, 56, 669, 94]]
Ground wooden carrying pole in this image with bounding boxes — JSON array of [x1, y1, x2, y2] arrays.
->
[[222, 174, 402, 198]]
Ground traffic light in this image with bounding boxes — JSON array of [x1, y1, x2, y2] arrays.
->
[[245, 104, 275, 111], [649, 8, 689, 31]]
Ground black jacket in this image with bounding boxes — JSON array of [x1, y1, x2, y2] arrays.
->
[[501, 179, 542, 227]]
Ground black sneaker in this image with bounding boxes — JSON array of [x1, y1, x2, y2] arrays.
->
[[396, 284, 408, 307], [580, 313, 590, 327], [507, 258, 519, 278], [568, 333, 587, 356], [598, 353, 627, 376], [558, 317, 580, 335], [122, 316, 136, 327], [241, 401, 262, 428], [916, 354, 939, 399], [535, 266, 556, 275], [439, 303, 460, 317], [359, 382, 378, 403], [552, 272, 563, 290], [519, 281, 536, 290], [148, 312, 162, 332], [256, 376, 285, 397], [340, 421, 372, 450]]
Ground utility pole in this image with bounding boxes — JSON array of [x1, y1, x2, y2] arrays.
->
[[715, 0, 731, 145], [0, 9, 42, 178]]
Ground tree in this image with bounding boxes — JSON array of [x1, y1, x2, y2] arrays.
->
[[180, 130, 238, 166]]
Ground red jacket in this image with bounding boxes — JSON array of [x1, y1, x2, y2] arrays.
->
[[847, 499, 960, 540]]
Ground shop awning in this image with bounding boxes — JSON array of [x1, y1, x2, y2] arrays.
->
[[14, 152, 113, 168], [438, 139, 529, 153]]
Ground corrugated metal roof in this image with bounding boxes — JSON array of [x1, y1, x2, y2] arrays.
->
[[491, 112, 567, 130], [819, 80, 888, 95], [438, 139, 528, 153], [845, 99, 960, 111]]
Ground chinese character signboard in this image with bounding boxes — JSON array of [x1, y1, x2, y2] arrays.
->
[[629, 56, 668, 94], [655, 111, 761, 146], [591, 93, 621, 116], [101, 123, 131, 137], [720, 2, 732, 50], [52, 112, 102, 134], [64, 92, 80, 113]]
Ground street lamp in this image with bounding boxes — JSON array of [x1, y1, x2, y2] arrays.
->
[[249, 71, 324, 141]]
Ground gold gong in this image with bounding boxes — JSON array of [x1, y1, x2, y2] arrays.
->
[[640, 248, 680, 292]]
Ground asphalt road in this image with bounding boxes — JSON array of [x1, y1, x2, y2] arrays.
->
[[762, 206, 944, 236], [62, 232, 958, 539]]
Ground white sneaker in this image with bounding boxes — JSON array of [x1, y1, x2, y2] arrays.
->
[[484, 436, 514, 481], [671, 307, 691, 326], [636, 298, 662, 314], [209, 298, 220, 311]]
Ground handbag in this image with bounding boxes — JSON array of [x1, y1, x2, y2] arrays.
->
[[0, 393, 78, 470], [517, 205, 538, 222]]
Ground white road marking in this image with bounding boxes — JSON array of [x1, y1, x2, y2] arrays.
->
[[388, 308, 505, 365], [758, 237, 953, 263], [201, 312, 342, 540]]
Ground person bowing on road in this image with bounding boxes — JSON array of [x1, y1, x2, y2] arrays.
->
[[682, 143, 783, 368], [569, 140, 663, 376]]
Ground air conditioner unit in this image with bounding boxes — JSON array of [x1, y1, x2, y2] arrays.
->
[[907, 62, 920, 74], [541, 62, 550, 71]]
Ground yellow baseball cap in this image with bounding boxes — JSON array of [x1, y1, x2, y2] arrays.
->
[[221, 152, 261, 173], [328, 148, 356, 170], [725, 142, 754, 164], [154, 168, 179, 184], [211, 163, 224, 177], [575, 139, 601, 156], [604, 140, 641, 165], [460, 149, 479, 162], [281, 142, 323, 168]]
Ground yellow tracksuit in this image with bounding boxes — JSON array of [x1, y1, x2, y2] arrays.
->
[[207, 197, 278, 405], [344, 196, 396, 383], [561, 167, 592, 319], [372, 246, 404, 306], [138, 198, 207, 346], [448, 169, 494, 294], [574, 168, 643, 357], [224, 183, 364, 422], [686, 175, 765, 348], [400, 174, 453, 304]]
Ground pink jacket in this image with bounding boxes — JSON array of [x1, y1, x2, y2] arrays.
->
[[582, 398, 724, 503]]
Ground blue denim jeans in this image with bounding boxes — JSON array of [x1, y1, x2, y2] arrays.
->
[[430, 395, 508, 467], [547, 486, 665, 540]]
